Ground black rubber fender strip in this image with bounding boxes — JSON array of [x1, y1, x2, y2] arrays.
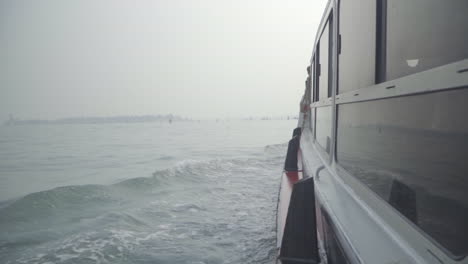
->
[[279, 177, 319, 263]]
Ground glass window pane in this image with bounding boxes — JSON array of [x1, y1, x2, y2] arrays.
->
[[311, 59, 315, 102], [313, 57, 318, 102], [319, 22, 330, 100], [337, 88, 468, 256], [386, 0, 468, 80], [316, 106, 332, 154], [310, 107, 315, 132], [339, 0, 375, 93]]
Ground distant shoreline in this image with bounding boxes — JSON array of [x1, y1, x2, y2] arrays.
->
[[3, 115, 185, 126], [3, 115, 299, 126]]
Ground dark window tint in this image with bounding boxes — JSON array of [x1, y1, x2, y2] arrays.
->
[[386, 0, 468, 80], [307, 61, 315, 130], [307, 62, 313, 103], [311, 58, 315, 102], [318, 20, 331, 100], [338, 0, 375, 93], [321, 209, 351, 264], [337, 88, 468, 256], [315, 106, 332, 154], [313, 56, 319, 102]]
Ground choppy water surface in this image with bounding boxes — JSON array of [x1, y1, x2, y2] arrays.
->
[[0, 120, 294, 264]]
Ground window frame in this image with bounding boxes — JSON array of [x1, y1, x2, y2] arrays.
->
[[337, 0, 377, 94], [334, 87, 468, 259], [317, 16, 333, 101], [311, 11, 335, 164], [332, 3, 468, 259], [307, 0, 468, 261]]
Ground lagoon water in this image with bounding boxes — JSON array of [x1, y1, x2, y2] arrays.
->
[[0, 120, 295, 264]]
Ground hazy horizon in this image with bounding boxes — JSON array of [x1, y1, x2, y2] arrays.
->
[[1, 0, 327, 121], [3, 113, 300, 124]]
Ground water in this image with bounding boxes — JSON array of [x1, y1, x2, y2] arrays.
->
[[0, 120, 295, 264]]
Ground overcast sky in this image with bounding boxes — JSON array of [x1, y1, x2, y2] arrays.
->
[[0, 0, 327, 120]]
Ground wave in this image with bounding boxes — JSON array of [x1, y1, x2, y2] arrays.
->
[[0, 154, 280, 225], [0, 148, 283, 264], [158, 155, 174, 160], [0, 184, 114, 222], [263, 142, 288, 156], [115, 158, 235, 190]]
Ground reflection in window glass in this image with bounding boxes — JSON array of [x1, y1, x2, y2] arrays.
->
[[338, 0, 375, 93], [310, 107, 315, 133], [307, 62, 314, 131], [319, 21, 330, 100], [386, 0, 468, 80], [321, 209, 350, 264], [316, 106, 332, 154], [312, 58, 316, 102], [337, 88, 468, 256]]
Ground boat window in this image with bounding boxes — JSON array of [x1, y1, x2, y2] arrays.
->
[[318, 18, 332, 100], [336, 88, 468, 256], [321, 207, 351, 264], [338, 0, 375, 93], [311, 57, 315, 102], [385, 0, 468, 81], [315, 106, 332, 154], [313, 54, 319, 102], [306, 64, 312, 104], [311, 108, 315, 136], [308, 60, 315, 131]]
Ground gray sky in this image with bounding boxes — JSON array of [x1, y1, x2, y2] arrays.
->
[[0, 0, 327, 120]]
